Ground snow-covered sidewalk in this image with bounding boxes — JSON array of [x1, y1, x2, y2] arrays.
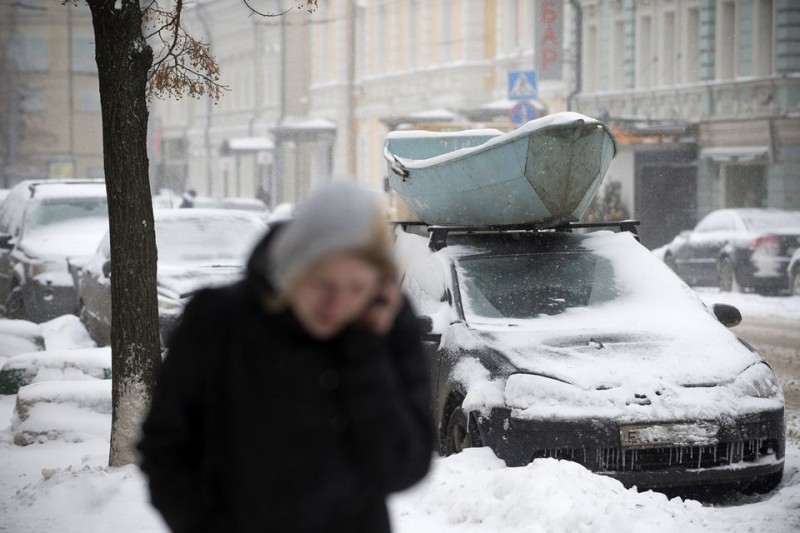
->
[[2, 300, 800, 532]]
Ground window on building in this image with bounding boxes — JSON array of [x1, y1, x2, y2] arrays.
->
[[72, 36, 97, 73], [78, 89, 101, 112], [725, 165, 767, 208], [584, 24, 598, 92], [611, 19, 625, 90], [11, 33, 49, 72], [506, 0, 521, 52], [716, 0, 736, 80], [636, 16, 652, 87], [406, 0, 418, 69], [661, 12, 676, 86], [440, 0, 453, 63], [684, 7, 700, 83], [753, 0, 773, 76], [377, 2, 387, 73], [20, 89, 45, 113]]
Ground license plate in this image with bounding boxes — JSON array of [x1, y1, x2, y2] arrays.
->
[[620, 422, 719, 448]]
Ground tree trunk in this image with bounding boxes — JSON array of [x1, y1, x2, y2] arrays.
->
[[86, 0, 161, 467]]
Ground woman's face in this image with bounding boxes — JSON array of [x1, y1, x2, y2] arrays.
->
[[288, 253, 381, 340]]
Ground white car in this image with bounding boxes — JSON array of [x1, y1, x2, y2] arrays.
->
[[76, 209, 266, 346]]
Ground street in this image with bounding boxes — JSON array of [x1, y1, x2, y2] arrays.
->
[[735, 314, 800, 443]]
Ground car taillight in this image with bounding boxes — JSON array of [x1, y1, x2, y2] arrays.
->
[[749, 235, 780, 255]]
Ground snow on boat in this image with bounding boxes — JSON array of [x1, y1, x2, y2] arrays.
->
[[384, 112, 617, 226]]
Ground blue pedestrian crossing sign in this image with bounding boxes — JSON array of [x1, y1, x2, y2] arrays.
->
[[508, 70, 538, 100], [511, 100, 539, 125]]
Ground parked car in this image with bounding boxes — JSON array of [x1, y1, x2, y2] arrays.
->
[[787, 248, 800, 296], [0, 180, 108, 322], [394, 222, 784, 496], [662, 208, 800, 294], [77, 209, 266, 346]]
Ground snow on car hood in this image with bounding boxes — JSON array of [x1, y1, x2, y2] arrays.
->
[[19, 218, 108, 261], [447, 232, 780, 422], [157, 265, 244, 300]]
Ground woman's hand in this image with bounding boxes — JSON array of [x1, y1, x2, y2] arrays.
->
[[359, 275, 403, 335]]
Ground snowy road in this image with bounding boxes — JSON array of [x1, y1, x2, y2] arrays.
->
[[735, 315, 800, 442]]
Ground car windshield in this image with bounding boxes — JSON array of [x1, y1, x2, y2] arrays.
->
[[24, 198, 108, 233], [156, 216, 263, 267], [739, 211, 800, 231], [456, 252, 620, 321]]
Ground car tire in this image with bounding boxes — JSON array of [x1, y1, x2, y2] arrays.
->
[[718, 258, 739, 293], [444, 407, 483, 456], [4, 285, 25, 320], [790, 269, 800, 296]]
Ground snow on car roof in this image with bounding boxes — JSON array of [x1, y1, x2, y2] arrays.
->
[[26, 181, 106, 200], [152, 208, 266, 223]]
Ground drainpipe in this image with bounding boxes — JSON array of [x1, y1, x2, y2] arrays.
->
[[567, 0, 582, 112]]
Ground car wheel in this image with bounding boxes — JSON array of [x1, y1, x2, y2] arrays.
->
[[444, 407, 482, 456], [5, 285, 25, 320], [791, 269, 800, 296], [718, 258, 739, 292]]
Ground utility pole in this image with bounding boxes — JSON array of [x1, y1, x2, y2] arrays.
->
[[3, 5, 19, 188]]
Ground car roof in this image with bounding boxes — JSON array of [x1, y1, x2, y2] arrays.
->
[[152, 208, 267, 223], [439, 230, 597, 257], [15, 180, 106, 200]]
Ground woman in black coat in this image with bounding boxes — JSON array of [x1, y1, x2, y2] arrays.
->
[[138, 182, 434, 533]]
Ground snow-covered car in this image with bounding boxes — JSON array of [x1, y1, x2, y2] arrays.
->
[[0, 180, 108, 322], [395, 223, 785, 496], [77, 209, 266, 346], [787, 248, 800, 296], [662, 208, 800, 295]]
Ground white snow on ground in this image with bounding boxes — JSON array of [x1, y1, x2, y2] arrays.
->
[[1, 303, 799, 532]]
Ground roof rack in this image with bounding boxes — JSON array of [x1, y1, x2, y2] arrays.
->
[[392, 219, 641, 250]]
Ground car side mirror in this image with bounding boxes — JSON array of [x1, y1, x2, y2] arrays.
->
[[712, 303, 741, 328], [102, 260, 111, 279], [417, 316, 441, 342], [0, 233, 14, 250]]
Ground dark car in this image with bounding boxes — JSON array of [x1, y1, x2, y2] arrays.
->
[[76, 208, 266, 347], [662, 208, 800, 295], [394, 223, 784, 496], [0, 180, 108, 322]]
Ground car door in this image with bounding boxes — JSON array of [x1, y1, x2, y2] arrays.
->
[[78, 234, 112, 345], [677, 211, 731, 285]]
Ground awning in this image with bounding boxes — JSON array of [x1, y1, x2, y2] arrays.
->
[[224, 137, 274, 152], [700, 146, 769, 163]]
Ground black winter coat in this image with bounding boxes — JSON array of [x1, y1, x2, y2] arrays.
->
[[137, 231, 434, 533]]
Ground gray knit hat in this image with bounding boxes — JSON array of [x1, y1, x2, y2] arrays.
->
[[266, 181, 388, 293]]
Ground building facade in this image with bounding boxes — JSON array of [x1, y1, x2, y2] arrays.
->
[[152, 0, 571, 209], [574, 0, 800, 248], [0, 0, 104, 188]]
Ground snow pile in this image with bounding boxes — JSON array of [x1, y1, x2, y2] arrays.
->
[[12, 380, 112, 446], [1, 347, 111, 389], [0, 320, 44, 369], [41, 315, 97, 351]]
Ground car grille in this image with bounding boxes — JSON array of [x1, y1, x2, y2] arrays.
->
[[531, 439, 778, 472]]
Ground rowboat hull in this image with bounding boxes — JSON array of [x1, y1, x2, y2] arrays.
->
[[384, 112, 617, 227]]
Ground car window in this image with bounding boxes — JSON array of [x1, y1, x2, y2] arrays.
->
[[456, 252, 619, 321], [739, 211, 800, 232], [155, 216, 264, 266], [694, 211, 729, 233], [22, 197, 108, 235]]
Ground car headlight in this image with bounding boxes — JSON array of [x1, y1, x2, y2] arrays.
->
[[734, 363, 783, 400], [504, 373, 586, 409]]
